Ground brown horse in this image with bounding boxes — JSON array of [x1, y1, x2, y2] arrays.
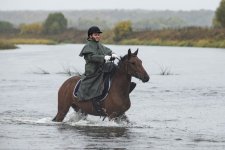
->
[[52, 49, 149, 122]]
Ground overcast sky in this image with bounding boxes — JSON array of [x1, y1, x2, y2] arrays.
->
[[0, 0, 221, 11]]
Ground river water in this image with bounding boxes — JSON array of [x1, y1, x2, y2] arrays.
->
[[0, 44, 225, 149]]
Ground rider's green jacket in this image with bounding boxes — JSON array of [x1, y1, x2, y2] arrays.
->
[[76, 40, 113, 101], [79, 40, 112, 76]]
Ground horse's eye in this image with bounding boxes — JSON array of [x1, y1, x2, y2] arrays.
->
[[131, 62, 135, 65]]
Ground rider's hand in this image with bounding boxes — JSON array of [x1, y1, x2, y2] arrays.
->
[[112, 53, 120, 59], [104, 55, 115, 62], [104, 55, 111, 62]]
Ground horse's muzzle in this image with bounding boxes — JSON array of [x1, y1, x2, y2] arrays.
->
[[142, 74, 150, 82]]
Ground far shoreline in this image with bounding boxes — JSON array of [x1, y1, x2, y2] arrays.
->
[[1, 39, 225, 50]]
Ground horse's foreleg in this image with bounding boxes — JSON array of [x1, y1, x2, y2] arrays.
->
[[118, 113, 130, 123], [109, 113, 130, 123]]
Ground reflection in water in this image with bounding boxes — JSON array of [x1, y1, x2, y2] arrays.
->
[[56, 124, 137, 149], [59, 125, 130, 138]]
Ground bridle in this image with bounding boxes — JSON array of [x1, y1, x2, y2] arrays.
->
[[126, 56, 143, 80], [116, 56, 133, 77]]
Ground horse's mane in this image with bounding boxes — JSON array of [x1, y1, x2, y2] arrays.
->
[[112, 52, 136, 77], [118, 54, 128, 67]]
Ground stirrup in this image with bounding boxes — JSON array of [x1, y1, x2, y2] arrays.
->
[[129, 82, 136, 93]]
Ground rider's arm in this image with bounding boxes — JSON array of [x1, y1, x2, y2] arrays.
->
[[84, 53, 106, 63]]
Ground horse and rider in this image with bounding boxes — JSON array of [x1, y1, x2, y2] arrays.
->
[[53, 26, 149, 122]]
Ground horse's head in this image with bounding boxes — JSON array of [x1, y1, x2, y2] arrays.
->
[[119, 49, 150, 82]]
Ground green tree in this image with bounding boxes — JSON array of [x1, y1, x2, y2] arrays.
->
[[43, 12, 68, 34], [0, 21, 14, 33], [113, 20, 133, 42], [215, 0, 225, 28]]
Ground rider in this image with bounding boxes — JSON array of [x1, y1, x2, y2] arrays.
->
[[76, 26, 136, 102], [80, 26, 119, 78], [76, 26, 118, 101]]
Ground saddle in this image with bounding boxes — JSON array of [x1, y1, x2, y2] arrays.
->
[[73, 75, 111, 116]]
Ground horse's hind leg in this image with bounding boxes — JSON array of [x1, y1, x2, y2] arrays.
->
[[71, 102, 88, 119], [52, 110, 70, 122], [71, 102, 79, 112], [53, 76, 80, 122], [52, 97, 71, 122]]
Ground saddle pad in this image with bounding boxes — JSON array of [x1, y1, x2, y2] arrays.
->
[[73, 78, 111, 101], [73, 79, 81, 98]]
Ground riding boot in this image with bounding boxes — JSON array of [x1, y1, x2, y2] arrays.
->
[[92, 100, 101, 114], [129, 82, 136, 93], [92, 98, 105, 116]]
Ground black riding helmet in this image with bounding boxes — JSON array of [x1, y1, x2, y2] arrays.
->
[[88, 26, 102, 37]]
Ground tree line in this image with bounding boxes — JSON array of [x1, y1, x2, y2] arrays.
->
[[0, 0, 225, 45]]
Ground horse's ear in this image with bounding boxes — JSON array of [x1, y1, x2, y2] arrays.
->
[[134, 48, 138, 56], [128, 49, 132, 59]]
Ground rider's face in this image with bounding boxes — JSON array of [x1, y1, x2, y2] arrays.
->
[[90, 33, 101, 42]]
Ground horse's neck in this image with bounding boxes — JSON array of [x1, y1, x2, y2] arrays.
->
[[111, 66, 131, 98]]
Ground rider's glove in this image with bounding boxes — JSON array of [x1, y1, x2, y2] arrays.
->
[[104, 55, 115, 63], [104, 55, 111, 62], [112, 53, 120, 59]]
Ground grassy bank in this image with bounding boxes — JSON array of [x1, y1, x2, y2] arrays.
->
[[0, 40, 17, 50], [120, 39, 225, 48], [0, 27, 225, 49], [121, 27, 225, 48], [0, 38, 57, 50], [8, 38, 57, 45]]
